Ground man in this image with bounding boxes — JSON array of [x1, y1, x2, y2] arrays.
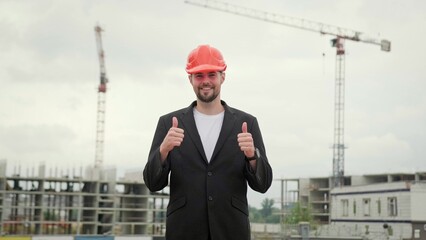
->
[[143, 44, 273, 240]]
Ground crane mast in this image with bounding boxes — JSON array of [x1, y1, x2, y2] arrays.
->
[[94, 24, 108, 169], [185, 0, 391, 187], [332, 37, 346, 187]]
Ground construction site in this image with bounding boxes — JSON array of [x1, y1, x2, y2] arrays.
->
[[0, 160, 167, 237], [1, 0, 425, 240], [1, 161, 425, 240]]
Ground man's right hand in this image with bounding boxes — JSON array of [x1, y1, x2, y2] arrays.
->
[[160, 116, 184, 161]]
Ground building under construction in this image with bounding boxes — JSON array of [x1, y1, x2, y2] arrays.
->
[[277, 172, 426, 239], [0, 160, 168, 236], [2, 157, 426, 239], [279, 172, 426, 224]]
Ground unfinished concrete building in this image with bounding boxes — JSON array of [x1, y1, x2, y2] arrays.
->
[[0, 161, 168, 236], [278, 172, 426, 225]]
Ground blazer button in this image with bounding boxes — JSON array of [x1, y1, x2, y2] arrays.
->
[[208, 196, 213, 201], [207, 172, 212, 176]]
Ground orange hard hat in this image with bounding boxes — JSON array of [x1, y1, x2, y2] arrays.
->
[[185, 45, 227, 74]]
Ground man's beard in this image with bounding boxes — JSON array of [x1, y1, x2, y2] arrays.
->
[[196, 89, 219, 103]]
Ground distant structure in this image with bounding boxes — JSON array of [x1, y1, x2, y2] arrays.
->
[[1, 159, 425, 239], [330, 180, 426, 240], [94, 24, 109, 170], [0, 160, 168, 237], [185, 0, 391, 187], [277, 172, 426, 239]]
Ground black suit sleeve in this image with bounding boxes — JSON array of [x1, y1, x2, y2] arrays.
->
[[243, 117, 273, 193], [143, 116, 171, 192]]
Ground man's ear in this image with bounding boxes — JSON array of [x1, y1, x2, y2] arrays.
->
[[188, 74, 192, 83], [221, 72, 226, 83]]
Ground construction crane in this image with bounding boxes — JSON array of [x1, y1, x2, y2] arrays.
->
[[185, 0, 391, 187], [94, 24, 109, 169]]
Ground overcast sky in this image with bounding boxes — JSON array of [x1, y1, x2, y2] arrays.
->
[[1, 0, 425, 207]]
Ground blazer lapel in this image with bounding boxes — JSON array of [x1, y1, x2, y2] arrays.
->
[[210, 102, 236, 162], [180, 102, 208, 163]]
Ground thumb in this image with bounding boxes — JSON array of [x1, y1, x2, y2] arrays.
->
[[172, 116, 178, 128], [242, 122, 247, 133]]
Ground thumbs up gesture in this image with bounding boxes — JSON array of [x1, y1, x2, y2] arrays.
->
[[237, 122, 255, 158], [160, 117, 184, 160]]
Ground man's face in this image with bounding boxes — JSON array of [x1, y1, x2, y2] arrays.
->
[[189, 71, 225, 103]]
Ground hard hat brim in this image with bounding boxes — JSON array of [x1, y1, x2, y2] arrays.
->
[[186, 64, 227, 74]]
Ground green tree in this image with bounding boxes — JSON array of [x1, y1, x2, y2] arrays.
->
[[285, 202, 314, 224], [249, 198, 281, 223], [260, 198, 275, 218], [265, 211, 280, 223], [249, 205, 262, 222]]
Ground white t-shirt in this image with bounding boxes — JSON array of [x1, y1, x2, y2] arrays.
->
[[193, 108, 224, 162]]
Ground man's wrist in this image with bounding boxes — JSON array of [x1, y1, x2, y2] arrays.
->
[[246, 147, 260, 161]]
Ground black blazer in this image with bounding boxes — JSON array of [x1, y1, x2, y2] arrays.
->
[[143, 100, 273, 240]]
